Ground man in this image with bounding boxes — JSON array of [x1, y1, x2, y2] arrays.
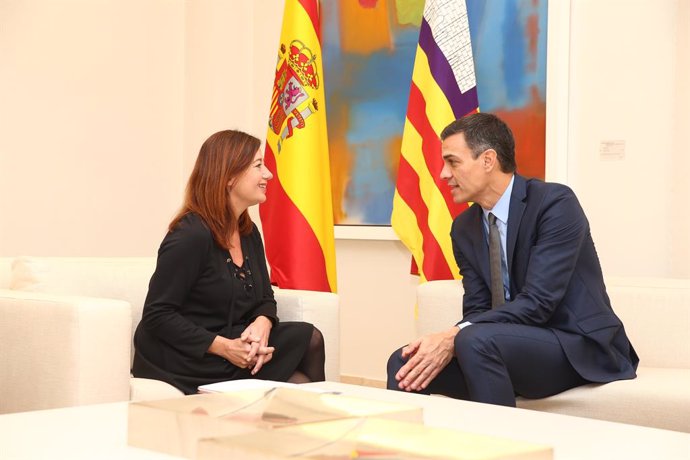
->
[[387, 113, 638, 407]]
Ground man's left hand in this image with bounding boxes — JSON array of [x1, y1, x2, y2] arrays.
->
[[395, 327, 459, 392]]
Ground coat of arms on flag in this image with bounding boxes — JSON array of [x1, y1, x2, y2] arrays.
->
[[269, 40, 321, 152]]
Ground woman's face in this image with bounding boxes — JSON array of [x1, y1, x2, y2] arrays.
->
[[229, 148, 273, 214]]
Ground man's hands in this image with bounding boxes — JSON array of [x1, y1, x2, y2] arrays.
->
[[208, 316, 274, 374], [395, 327, 459, 392]]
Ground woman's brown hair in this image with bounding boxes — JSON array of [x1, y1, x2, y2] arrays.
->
[[169, 130, 261, 249]]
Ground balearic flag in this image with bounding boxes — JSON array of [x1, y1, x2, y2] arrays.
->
[[259, 0, 337, 293], [391, 0, 479, 282]]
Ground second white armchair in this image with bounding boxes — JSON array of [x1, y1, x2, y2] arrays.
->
[[0, 256, 340, 414]]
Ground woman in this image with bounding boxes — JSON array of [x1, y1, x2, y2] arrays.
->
[[132, 130, 325, 394]]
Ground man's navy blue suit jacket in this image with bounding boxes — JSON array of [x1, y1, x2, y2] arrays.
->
[[451, 174, 639, 383]]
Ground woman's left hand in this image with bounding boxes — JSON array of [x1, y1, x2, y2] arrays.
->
[[241, 316, 273, 374]]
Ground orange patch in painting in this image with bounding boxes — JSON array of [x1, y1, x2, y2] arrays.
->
[[495, 87, 546, 181], [328, 103, 353, 224], [385, 135, 403, 184], [338, 0, 392, 54]]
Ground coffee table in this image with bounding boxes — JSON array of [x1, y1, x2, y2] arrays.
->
[[0, 381, 687, 459]]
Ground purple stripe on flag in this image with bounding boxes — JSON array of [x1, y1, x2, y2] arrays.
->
[[418, 18, 478, 119]]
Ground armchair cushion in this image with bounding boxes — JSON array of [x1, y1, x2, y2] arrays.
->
[[130, 377, 184, 402]]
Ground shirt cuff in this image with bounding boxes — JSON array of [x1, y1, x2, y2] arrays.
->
[[455, 321, 473, 330]]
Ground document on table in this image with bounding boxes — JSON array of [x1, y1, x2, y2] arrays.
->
[[197, 379, 335, 394]]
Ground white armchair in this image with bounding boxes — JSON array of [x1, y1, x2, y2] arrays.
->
[[0, 257, 339, 414], [415, 278, 690, 432]]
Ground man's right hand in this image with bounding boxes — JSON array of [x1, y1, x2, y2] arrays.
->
[[395, 327, 459, 392]]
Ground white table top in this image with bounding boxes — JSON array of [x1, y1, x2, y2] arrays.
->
[[0, 381, 688, 459], [306, 382, 690, 460], [0, 402, 178, 460]]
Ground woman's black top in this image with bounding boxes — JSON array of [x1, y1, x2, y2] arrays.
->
[[132, 213, 311, 394]]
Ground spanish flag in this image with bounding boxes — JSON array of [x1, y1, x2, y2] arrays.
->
[[391, 0, 479, 282], [259, 0, 337, 293]]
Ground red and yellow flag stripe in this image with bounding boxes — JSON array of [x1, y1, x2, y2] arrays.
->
[[392, 0, 479, 282]]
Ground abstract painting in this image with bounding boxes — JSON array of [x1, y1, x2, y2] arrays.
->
[[322, 0, 547, 225]]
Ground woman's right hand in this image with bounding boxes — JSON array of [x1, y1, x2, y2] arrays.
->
[[207, 335, 274, 369]]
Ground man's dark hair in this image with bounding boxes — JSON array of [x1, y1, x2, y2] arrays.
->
[[440, 113, 517, 173]]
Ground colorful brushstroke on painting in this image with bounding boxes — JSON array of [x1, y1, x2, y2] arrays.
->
[[466, 0, 547, 180], [322, 0, 547, 225]]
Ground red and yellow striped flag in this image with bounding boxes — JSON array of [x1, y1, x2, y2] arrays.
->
[[259, 0, 337, 293], [391, 0, 479, 282]]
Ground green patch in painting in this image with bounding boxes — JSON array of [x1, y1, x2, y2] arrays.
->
[[395, 0, 424, 26]]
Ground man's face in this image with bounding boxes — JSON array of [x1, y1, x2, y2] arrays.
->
[[440, 132, 489, 204]]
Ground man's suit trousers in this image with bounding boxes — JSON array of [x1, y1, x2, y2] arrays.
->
[[386, 323, 588, 406]]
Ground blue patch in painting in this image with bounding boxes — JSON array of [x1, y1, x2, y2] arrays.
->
[[322, 23, 418, 224], [344, 91, 407, 224], [502, 0, 526, 107], [467, 1, 508, 110], [346, 139, 396, 224], [465, 0, 487, 44], [466, 0, 547, 111], [536, 1, 548, 96]]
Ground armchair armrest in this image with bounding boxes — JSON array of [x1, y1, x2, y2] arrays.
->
[[0, 289, 131, 413], [274, 288, 340, 381]]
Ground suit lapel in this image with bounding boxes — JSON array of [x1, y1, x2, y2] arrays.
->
[[507, 174, 527, 270]]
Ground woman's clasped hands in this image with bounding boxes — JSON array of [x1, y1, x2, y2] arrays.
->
[[208, 315, 274, 374], [240, 315, 274, 375]]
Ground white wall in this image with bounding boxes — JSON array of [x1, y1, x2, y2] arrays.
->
[[567, 0, 690, 279], [335, 239, 418, 380], [184, 0, 257, 172], [0, 0, 687, 384], [672, 0, 690, 277], [0, 0, 185, 256]]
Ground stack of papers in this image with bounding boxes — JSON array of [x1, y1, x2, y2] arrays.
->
[[197, 417, 553, 460], [197, 378, 332, 394], [128, 385, 422, 459]]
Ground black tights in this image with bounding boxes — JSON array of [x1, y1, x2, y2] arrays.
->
[[289, 327, 325, 383]]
